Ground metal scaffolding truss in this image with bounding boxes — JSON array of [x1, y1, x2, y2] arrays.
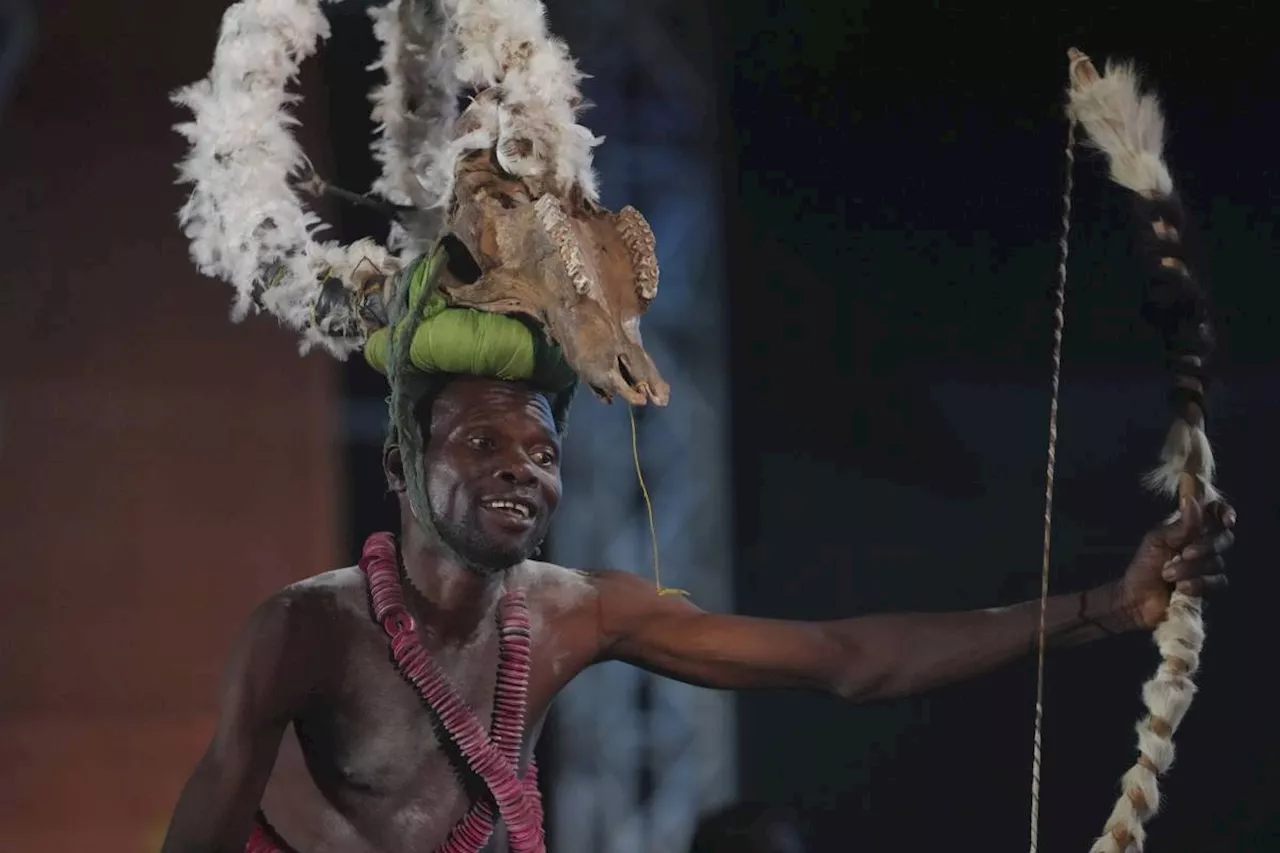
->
[[543, 2, 736, 852], [0, 0, 36, 120]]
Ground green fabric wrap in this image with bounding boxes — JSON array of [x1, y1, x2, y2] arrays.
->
[[364, 252, 575, 393]]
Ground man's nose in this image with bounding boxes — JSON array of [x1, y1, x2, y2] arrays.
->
[[496, 457, 538, 486]]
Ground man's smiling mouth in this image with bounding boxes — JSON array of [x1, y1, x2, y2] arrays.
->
[[481, 497, 536, 521]]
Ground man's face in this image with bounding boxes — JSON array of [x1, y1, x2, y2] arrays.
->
[[419, 377, 563, 571]]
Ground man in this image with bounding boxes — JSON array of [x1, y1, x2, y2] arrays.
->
[[159, 374, 1234, 853], [166, 2, 1234, 849]]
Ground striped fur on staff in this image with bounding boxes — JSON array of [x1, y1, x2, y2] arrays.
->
[[1065, 48, 1217, 853]]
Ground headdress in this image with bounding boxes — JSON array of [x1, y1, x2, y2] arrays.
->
[[172, 0, 668, 531]]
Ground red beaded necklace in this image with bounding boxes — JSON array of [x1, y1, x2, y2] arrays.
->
[[362, 532, 545, 852], [247, 532, 544, 853]]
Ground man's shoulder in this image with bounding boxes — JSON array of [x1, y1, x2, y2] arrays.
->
[[250, 566, 369, 636], [507, 559, 593, 595], [228, 566, 370, 681], [505, 559, 601, 620], [507, 562, 668, 613], [508, 562, 656, 592], [281, 565, 368, 603]]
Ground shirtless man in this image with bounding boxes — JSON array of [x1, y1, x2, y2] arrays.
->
[[159, 375, 1235, 853]]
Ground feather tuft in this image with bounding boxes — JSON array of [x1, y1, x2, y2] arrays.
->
[[172, 0, 400, 357], [367, 0, 457, 255], [1067, 60, 1174, 198], [174, 0, 608, 356], [420, 0, 603, 207]]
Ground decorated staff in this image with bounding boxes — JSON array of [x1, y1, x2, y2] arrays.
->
[[1028, 49, 1229, 853]]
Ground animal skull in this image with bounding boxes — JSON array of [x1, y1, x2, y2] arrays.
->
[[436, 145, 669, 406]]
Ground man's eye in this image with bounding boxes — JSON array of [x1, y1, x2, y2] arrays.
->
[[468, 435, 495, 450], [532, 449, 557, 467]]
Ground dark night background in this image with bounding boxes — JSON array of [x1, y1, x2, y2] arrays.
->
[[1, 0, 1275, 850]]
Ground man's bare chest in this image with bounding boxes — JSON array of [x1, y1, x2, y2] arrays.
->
[[303, 630, 517, 793], [261, 563, 600, 851], [299, 600, 596, 785]]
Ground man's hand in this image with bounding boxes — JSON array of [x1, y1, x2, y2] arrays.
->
[[1118, 496, 1237, 630]]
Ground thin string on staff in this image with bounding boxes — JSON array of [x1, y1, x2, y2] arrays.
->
[[628, 404, 687, 598], [1028, 107, 1079, 853]]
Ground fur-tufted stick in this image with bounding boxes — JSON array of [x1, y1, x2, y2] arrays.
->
[[1066, 48, 1218, 853]]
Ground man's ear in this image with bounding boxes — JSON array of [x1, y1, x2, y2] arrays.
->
[[383, 443, 407, 493]]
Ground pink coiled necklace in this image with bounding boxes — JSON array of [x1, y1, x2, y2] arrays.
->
[[248, 531, 544, 853]]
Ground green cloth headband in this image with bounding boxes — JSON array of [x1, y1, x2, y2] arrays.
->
[[364, 249, 577, 394]]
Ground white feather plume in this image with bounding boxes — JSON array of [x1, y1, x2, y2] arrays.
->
[[1067, 60, 1173, 199], [173, 0, 603, 357], [367, 0, 458, 255], [172, 0, 398, 357], [420, 0, 603, 207]]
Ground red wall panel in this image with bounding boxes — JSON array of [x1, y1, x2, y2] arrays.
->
[[0, 2, 343, 849]]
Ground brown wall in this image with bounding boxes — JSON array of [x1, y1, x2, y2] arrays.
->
[[0, 2, 342, 849]]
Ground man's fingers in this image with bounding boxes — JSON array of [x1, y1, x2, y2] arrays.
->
[[1163, 553, 1225, 583], [1206, 499, 1237, 531], [1176, 574, 1229, 596], [1160, 496, 1204, 547], [1210, 527, 1235, 556], [1162, 498, 1237, 549], [1179, 528, 1235, 563]]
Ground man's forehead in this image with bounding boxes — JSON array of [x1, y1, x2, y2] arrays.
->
[[432, 377, 556, 433]]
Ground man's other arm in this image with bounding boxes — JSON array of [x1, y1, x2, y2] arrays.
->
[[160, 592, 316, 853]]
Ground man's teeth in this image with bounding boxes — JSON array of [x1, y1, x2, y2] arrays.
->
[[485, 500, 531, 518]]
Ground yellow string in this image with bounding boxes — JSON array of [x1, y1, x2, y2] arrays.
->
[[628, 404, 688, 598]]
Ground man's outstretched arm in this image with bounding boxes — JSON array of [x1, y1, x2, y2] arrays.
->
[[593, 570, 1128, 701], [592, 499, 1233, 703], [161, 593, 316, 853]]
